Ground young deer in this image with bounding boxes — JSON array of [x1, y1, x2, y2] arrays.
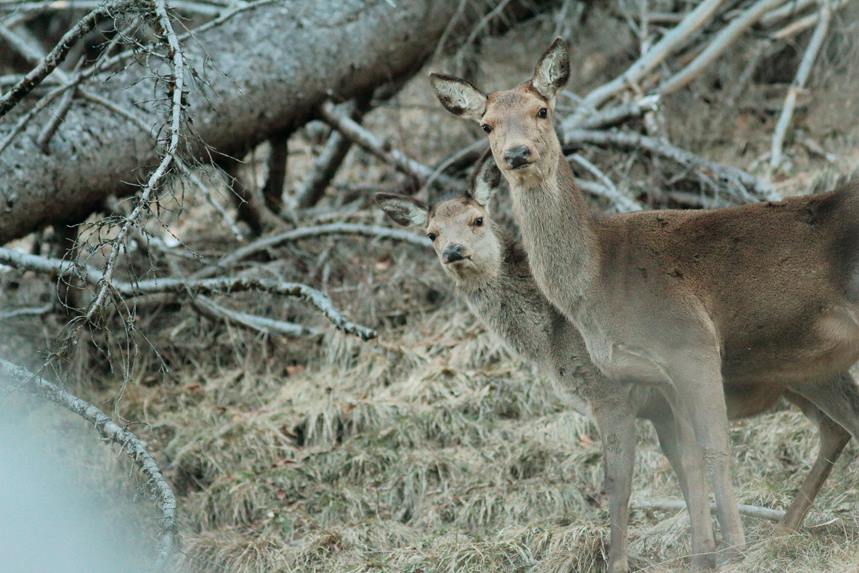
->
[[429, 38, 859, 570], [377, 155, 859, 572]]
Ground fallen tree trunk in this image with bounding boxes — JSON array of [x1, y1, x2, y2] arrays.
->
[[0, 0, 553, 244]]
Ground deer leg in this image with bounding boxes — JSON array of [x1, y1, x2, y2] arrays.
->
[[669, 357, 745, 563], [781, 391, 850, 531], [592, 398, 637, 573], [650, 409, 690, 506], [657, 387, 717, 570], [789, 372, 859, 441]]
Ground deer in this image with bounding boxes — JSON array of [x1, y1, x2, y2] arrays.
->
[[377, 154, 859, 571], [427, 38, 859, 571]]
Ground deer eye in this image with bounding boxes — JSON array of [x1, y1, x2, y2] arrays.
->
[[427, 232, 437, 241], [537, 107, 548, 119], [473, 217, 484, 227], [481, 124, 492, 134]]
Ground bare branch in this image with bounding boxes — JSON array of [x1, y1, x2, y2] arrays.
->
[[85, 0, 186, 321], [0, 303, 54, 320], [262, 135, 288, 213], [294, 98, 372, 209], [770, 0, 831, 171], [0, 358, 177, 568], [196, 222, 431, 278], [574, 94, 661, 130], [319, 100, 465, 191], [659, 0, 783, 96], [567, 0, 724, 126], [0, 247, 377, 340], [569, 154, 642, 212], [193, 297, 320, 337], [0, 3, 108, 117], [564, 128, 779, 202], [634, 498, 785, 522]]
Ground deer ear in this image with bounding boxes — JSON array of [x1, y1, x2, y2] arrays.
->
[[470, 153, 503, 208], [375, 193, 428, 228], [428, 73, 487, 122], [531, 37, 570, 100]]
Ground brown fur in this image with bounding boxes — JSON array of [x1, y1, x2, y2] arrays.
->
[[429, 38, 859, 572]]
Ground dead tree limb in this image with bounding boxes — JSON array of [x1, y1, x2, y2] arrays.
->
[[567, 0, 724, 126], [0, 0, 558, 244], [319, 100, 465, 191], [0, 247, 377, 340], [197, 222, 431, 278], [770, 0, 831, 171], [0, 2, 109, 117], [262, 134, 289, 213], [0, 358, 177, 569], [220, 154, 286, 236], [84, 0, 186, 322], [634, 498, 785, 522], [563, 128, 780, 202], [294, 98, 372, 209], [569, 154, 642, 212], [658, 0, 783, 96]]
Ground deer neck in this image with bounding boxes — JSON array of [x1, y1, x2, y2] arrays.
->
[[506, 154, 600, 321], [458, 238, 558, 364]]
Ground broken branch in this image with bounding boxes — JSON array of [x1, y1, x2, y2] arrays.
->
[[0, 358, 177, 569]]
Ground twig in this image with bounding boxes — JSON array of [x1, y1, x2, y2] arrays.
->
[[0, 358, 177, 569], [634, 498, 785, 522], [0, 303, 54, 320], [659, 0, 783, 96], [564, 128, 780, 202], [319, 100, 465, 191], [760, 0, 816, 26], [176, 160, 244, 241], [196, 222, 430, 278], [574, 94, 661, 130], [0, 0, 221, 16], [294, 98, 371, 209], [0, 2, 108, 117], [567, 0, 724, 126], [0, 247, 377, 340], [85, 0, 186, 321], [769, 0, 845, 39], [770, 0, 831, 171], [569, 154, 642, 212], [193, 296, 319, 337]]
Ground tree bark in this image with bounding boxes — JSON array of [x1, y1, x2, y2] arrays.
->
[[0, 0, 554, 245]]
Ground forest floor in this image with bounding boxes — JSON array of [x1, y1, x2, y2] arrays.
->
[[3, 5, 859, 572]]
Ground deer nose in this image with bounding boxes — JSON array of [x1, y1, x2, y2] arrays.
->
[[442, 244, 466, 264], [504, 145, 531, 169]]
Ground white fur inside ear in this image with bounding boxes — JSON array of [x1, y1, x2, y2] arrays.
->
[[378, 196, 427, 228], [430, 76, 486, 122], [472, 160, 502, 207], [533, 41, 570, 99]]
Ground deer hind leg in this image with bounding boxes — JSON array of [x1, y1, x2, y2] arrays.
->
[[591, 397, 637, 573], [789, 372, 859, 441], [781, 390, 850, 531]]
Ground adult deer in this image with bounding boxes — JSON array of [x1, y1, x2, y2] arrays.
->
[[429, 38, 859, 570], [377, 155, 859, 571]]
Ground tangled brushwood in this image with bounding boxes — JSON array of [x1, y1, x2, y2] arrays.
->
[[1, 0, 859, 571]]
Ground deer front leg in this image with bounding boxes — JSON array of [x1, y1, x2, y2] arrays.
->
[[670, 356, 745, 563], [592, 398, 637, 573]]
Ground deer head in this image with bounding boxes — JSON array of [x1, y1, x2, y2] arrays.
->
[[429, 37, 570, 186], [376, 155, 506, 285]]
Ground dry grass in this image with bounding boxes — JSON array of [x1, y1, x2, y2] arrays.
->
[[3, 5, 859, 572]]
